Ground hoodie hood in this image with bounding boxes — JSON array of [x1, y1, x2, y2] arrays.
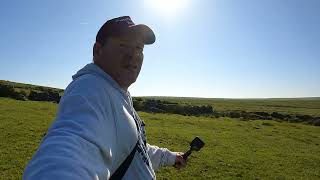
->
[[72, 63, 128, 95]]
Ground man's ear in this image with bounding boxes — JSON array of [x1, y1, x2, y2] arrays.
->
[[93, 42, 103, 59]]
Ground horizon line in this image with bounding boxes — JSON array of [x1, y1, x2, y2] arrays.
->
[[1, 79, 319, 100]]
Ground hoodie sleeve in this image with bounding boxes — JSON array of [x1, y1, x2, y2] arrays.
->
[[23, 83, 117, 180], [146, 144, 177, 171]]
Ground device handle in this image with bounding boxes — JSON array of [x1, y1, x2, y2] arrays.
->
[[182, 149, 192, 160]]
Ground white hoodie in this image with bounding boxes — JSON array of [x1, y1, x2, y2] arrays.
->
[[23, 63, 177, 180]]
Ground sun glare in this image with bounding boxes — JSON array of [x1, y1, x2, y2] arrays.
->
[[144, 0, 189, 17]]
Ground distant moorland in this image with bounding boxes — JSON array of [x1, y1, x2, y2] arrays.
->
[[0, 80, 319, 179], [1, 80, 320, 126]]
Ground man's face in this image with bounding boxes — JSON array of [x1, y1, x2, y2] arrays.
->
[[94, 36, 144, 90]]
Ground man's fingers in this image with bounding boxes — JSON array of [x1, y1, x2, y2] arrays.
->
[[174, 153, 187, 169]]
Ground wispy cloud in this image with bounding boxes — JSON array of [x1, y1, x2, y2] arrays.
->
[[80, 22, 88, 25]]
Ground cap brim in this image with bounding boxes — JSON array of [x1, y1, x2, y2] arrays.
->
[[128, 24, 156, 45]]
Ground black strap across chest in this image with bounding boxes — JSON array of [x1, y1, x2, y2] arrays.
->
[[110, 106, 145, 179], [109, 141, 139, 180]]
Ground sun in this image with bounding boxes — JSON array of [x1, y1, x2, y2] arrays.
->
[[144, 0, 189, 17]]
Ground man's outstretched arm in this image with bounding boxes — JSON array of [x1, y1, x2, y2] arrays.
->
[[146, 144, 186, 171], [23, 93, 116, 180]]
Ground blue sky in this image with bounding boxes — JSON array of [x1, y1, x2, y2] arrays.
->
[[1, 0, 319, 98]]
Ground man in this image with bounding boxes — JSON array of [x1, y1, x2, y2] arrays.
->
[[23, 16, 186, 180]]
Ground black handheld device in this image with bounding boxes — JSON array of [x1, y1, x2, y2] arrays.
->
[[182, 136, 205, 160]]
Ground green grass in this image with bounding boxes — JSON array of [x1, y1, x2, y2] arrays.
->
[[0, 97, 57, 179], [142, 112, 320, 179], [1, 97, 320, 179]]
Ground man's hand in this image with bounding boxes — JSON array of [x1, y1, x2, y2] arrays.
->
[[174, 152, 187, 169]]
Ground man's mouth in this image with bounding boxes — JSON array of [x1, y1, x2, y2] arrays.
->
[[123, 65, 138, 72]]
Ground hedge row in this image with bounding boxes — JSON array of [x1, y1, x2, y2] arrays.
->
[[211, 111, 320, 126], [1, 83, 319, 126], [0, 84, 61, 103], [0, 84, 27, 100], [133, 99, 214, 116], [132, 99, 320, 126]]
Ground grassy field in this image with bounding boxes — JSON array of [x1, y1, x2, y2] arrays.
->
[[143, 96, 320, 117], [0, 98, 57, 179], [1, 97, 320, 179]]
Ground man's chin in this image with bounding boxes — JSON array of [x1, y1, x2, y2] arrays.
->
[[121, 77, 138, 90]]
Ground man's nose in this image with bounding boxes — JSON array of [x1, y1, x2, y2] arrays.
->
[[126, 48, 142, 59]]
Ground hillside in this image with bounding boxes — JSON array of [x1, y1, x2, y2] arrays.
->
[[0, 97, 319, 179], [0, 80, 63, 102], [1, 80, 320, 126]]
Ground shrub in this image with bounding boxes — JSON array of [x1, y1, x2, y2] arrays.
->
[[312, 119, 320, 126], [0, 84, 27, 100], [271, 112, 286, 119]]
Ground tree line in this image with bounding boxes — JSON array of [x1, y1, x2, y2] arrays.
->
[[1, 82, 319, 126]]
